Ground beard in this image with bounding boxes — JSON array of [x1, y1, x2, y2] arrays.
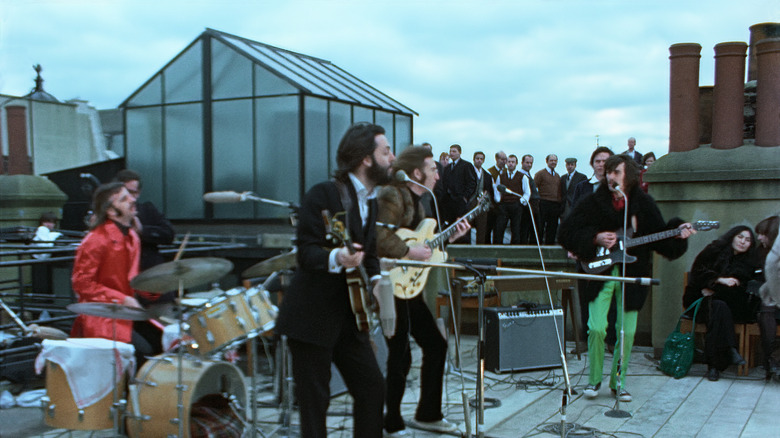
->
[[368, 157, 392, 185]]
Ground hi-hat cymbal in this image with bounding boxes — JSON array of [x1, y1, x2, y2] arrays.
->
[[66, 303, 150, 321], [243, 250, 297, 278], [130, 257, 234, 293]]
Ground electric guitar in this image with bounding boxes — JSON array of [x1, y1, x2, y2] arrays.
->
[[322, 210, 375, 332], [580, 220, 720, 274], [388, 194, 491, 299]]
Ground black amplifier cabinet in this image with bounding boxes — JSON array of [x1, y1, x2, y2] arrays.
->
[[484, 306, 564, 373]]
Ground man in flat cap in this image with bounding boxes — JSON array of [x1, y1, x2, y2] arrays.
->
[[560, 157, 587, 220]]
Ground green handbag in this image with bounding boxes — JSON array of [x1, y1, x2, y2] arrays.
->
[[659, 297, 704, 379]]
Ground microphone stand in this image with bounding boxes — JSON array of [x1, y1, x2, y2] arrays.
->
[[521, 195, 574, 438], [399, 172, 473, 438], [605, 186, 631, 419], [384, 259, 657, 437]]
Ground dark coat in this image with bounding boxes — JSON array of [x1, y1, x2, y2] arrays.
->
[[441, 159, 477, 222], [136, 201, 175, 271], [558, 183, 688, 311], [560, 171, 588, 212], [683, 241, 758, 322], [275, 180, 379, 348]]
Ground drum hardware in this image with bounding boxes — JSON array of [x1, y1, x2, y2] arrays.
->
[[130, 257, 234, 293], [242, 250, 297, 278]]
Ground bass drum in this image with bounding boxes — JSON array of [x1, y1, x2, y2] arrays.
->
[[127, 354, 246, 438]]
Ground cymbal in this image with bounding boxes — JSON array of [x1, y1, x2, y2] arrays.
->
[[130, 257, 234, 293], [243, 250, 297, 278], [66, 303, 150, 321]]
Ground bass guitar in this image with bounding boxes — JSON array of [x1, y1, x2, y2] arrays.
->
[[388, 194, 491, 299], [580, 220, 720, 274], [322, 210, 375, 332]]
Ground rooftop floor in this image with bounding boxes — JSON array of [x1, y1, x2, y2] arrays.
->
[[1, 334, 778, 437]]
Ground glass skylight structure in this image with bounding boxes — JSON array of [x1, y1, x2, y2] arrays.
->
[[122, 28, 415, 220]]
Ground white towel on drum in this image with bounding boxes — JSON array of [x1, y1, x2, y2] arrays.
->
[[34, 338, 135, 409]]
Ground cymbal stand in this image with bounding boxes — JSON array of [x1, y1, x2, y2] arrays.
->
[[266, 335, 297, 437], [175, 278, 186, 438], [444, 277, 473, 438], [110, 315, 127, 437]]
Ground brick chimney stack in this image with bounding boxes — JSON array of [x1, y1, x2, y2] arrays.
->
[[755, 37, 780, 147], [6, 106, 32, 175], [711, 42, 748, 149], [669, 43, 702, 152]]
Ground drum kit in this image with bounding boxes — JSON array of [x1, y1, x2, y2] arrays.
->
[[37, 251, 297, 438]]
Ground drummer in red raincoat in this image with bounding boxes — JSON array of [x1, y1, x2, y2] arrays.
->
[[71, 182, 153, 365]]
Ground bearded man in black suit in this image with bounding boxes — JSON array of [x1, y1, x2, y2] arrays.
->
[[275, 122, 394, 438]]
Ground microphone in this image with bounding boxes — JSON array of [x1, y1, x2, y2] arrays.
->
[[203, 191, 247, 203], [496, 184, 527, 205], [378, 258, 397, 337]]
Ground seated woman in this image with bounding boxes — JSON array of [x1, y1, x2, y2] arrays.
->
[[683, 225, 759, 381], [755, 215, 779, 379]]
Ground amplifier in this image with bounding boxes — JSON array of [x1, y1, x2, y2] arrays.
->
[[484, 306, 564, 373]]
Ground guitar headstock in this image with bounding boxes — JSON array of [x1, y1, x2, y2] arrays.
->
[[478, 193, 491, 212], [322, 210, 351, 247], [692, 220, 720, 232]]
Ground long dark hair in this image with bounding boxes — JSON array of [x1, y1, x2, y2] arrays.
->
[[334, 122, 385, 182], [705, 225, 758, 273], [605, 154, 640, 193]]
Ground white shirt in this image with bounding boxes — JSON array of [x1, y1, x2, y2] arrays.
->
[[328, 173, 377, 275]]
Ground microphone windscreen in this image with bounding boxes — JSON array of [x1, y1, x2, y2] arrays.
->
[[203, 191, 243, 203], [496, 184, 507, 193], [394, 170, 409, 182], [377, 272, 396, 337]]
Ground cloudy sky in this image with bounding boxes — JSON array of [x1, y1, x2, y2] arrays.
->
[[0, 0, 776, 175]]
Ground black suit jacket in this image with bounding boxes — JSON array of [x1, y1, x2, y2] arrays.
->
[[560, 171, 588, 210], [470, 167, 494, 204], [275, 179, 379, 348], [441, 159, 477, 221]]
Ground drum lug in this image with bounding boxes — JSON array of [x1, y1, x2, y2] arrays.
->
[[198, 315, 207, 327], [237, 317, 247, 331], [206, 331, 216, 344], [41, 397, 55, 418], [78, 409, 84, 422], [229, 301, 238, 312]]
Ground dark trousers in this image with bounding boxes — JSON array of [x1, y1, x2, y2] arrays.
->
[[288, 328, 385, 438], [538, 199, 562, 244], [494, 202, 522, 244], [519, 203, 538, 244], [698, 298, 739, 371], [758, 305, 779, 370], [384, 295, 448, 433]]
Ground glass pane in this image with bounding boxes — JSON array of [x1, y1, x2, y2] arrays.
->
[[375, 111, 395, 149], [164, 104, 204, 218], [395, 114, 412, 153], [127, 75, 162, 107], [212, 40, 252, 99], [125, 107, 164, 208], [329, 102, 351, 179], [353, 106, 373, 125], [254, 64, 297, 97], [255, 97, 299, 218], [212, 99, 254, 219], [304, 96, 328, 190], [165, 41, 203, 104]]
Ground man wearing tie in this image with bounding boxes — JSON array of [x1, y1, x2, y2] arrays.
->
[[494, 154, 530, 244], [559, 157, 587, 220], [470, 151, 496, 244], [440, 144, 476, 243], [534, 154, 562, 244]]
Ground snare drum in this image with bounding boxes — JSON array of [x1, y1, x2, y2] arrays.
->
[[186, 288, 254, 355], [244, 286, 277, 333], [36, 338, 134, 430], [127, 354, 246, 438]]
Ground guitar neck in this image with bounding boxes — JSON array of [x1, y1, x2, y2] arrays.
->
[[625, 228, 681, 248], [428, 202, 485, 248]]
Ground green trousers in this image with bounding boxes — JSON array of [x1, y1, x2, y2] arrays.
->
[[587, 268, 638, 390]]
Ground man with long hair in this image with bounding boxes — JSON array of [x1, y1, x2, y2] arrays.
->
[[71, 182, 153, 366], [275, 122, 394, 438], [559, 154, 695, 402], [376, 146, 468, 437]]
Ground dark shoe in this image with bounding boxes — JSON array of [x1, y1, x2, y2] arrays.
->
[[729, 348, 746, 366], [707, 367, 720, 381]]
